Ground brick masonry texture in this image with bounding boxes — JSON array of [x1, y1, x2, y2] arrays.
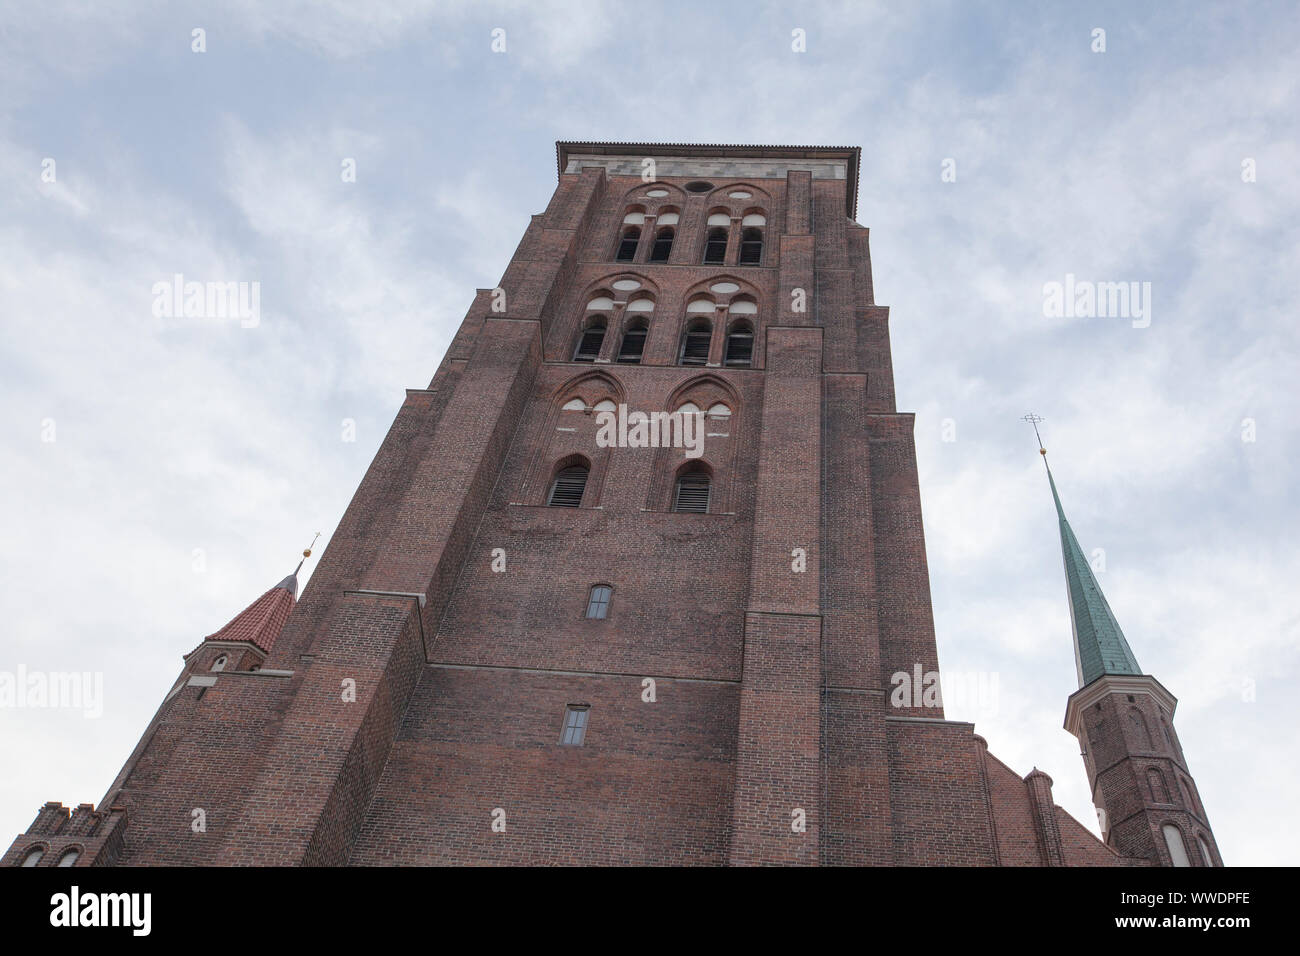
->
[[5, 143, 1217, 867]]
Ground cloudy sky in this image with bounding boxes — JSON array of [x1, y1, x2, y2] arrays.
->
[[1, 1, 1295, 865]]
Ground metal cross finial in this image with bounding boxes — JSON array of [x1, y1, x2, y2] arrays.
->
[[1021, 413, 1047, 455]]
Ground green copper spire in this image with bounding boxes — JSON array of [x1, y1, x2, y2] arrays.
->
[[1042, 457, 1141, 687]]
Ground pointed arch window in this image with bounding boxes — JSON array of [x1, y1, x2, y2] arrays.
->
[[1162, 824, 1191, 867], [1147, 768, 1170, 803], [616, 227, 640, 262], [703, 227, 728, 264], [1197, 835, 1214, 867], [20, 847, 44, 867], [617, 322, 648, 363], [679, 320, 712, 366], [211, 655, 227, 672], [56, 849, 80, 867], [673, 470, 711, 514], [649, 227, 674, 263], [573, 319, 606, 362], [548, 464, 589, 508], [1129, 709, 1150, 749], [725, 321, 754, 367]]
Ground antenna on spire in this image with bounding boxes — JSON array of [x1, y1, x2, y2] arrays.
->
[[294, 532, 321, 575], [1021, 412, 1047, 457]]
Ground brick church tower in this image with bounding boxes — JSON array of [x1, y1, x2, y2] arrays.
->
[[5, 142, 1221, 866]]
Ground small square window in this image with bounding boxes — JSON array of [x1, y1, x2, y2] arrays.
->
[[586, 585, 612, 619], [561, 705, 589, 746]]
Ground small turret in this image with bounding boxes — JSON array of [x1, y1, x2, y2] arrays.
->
[[1025, 415, 1222, 866]]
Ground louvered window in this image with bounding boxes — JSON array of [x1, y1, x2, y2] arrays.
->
[[616, 227, 640, 262], [547, 465, 589, 507], [673, 473, 711, 513], [649, 227, 674, 263], [703, 227, 728, 264], [739, 228, 763, 265], [585, 585, 612, 619], [725, 324, 753, 366], [680, 323, 711, 365], [617, 325, 647, 363], [573, 322, 605, 362]]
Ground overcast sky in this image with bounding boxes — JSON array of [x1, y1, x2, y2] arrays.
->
[[1, 1, 1296, 866]]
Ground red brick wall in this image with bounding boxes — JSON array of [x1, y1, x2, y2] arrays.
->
[[6, 151, 1146, 868]]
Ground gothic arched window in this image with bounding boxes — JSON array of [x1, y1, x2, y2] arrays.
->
[[673, 468, 711, 514], [1147, 768, 1169, 803], [616, 227, 640, 262], [703, 227, 728, 264], [724, 321, 754, 367], [573, 319, 606, 362], [1162, 824, 1191, 867], [1197, 835, 1214, 867], [649, 227, 674, 263], [548, 464, 589, 508], [679, 320, 712, 366], [1129, 709, 1150, 749], [617, 321, 648, 364]]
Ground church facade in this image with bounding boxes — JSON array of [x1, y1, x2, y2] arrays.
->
[[5, 142, 1220, 866]]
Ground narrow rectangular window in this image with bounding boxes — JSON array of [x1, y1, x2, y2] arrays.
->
[[561, 705, 589, 746], [586, 585, 612, 619]]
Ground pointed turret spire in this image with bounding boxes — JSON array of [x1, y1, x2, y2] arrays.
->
[[202, 535, 318, 652], [1024, 415, 1140, 687]]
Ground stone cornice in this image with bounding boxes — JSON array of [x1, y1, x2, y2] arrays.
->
[[556, 141, 862, 218], [1064, 673, 1179, 737]]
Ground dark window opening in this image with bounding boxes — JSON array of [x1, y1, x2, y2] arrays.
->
[[561, 706, 590, 746], [738, 228, 763, 265], [548, 465, 589, 508], [573, 321, 605, 362], [703, 227, 728, 265], [649, 227, 674, 263], [585, 585, 612, 619], [725, 323, 754, 367], [674, 472, 711, 513], [616, 227, 640, 262], [679, 322, 712, 365], [617, 324, 647, 364], [684, 181, 714, 193]]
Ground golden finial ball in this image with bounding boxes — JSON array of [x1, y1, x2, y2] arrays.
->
[[303, 549, 312, 557], [1039, 448, 1047, 455]]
